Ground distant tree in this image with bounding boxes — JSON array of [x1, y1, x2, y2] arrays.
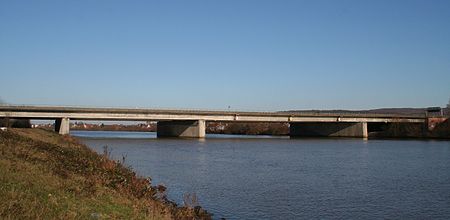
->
[[0, 97, 5, 105], [447, 98, 450, 116]]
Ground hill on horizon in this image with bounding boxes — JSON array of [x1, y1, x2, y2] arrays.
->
[[283, 107, 449, 116]]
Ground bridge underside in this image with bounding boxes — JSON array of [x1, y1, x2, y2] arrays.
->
[[289, 122, 368, 138]]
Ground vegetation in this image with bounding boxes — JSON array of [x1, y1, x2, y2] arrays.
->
[[428, 119, 450, 138], [0, 118, 31, 128], [71, 122, 156, 132], [447, 98, 450, 113], [207, 122, 289, 135], [0, 128, 211, 219], [369, 120, 450, 139]]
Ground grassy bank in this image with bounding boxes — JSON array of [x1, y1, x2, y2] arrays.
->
[[0, 128, 211, 219]]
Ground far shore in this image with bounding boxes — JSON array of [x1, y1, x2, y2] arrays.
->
[[31, 120, 450, 139]]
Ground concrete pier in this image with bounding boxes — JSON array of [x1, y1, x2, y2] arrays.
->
[[157, 120, 205, 138], [290, 122, 368, 138], [55, 118, 70, 135]]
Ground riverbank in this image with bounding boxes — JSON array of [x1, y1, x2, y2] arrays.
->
[[0, 128, 211, 219]]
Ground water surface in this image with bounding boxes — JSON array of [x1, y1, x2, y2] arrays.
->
[[72, 130, 450, 219]]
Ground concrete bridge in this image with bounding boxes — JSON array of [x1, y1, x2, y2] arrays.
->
[[0, 106, 427, 138]]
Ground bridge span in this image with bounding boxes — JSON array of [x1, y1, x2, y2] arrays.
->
[[0, 106, 427, 138]]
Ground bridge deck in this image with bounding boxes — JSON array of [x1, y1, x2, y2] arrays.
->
[[0, 106, 426, 123]]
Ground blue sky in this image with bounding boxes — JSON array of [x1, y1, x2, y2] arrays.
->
[[1, 0, 449, 111]]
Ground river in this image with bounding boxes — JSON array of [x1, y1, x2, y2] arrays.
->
[[72, 130, 450, 219]]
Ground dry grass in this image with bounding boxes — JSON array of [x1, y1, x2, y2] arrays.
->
[[0, 128, 211, 219]]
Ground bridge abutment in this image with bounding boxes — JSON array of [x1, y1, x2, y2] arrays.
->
[[55, 118, 70, 135], [290, 122, 368, 138], [157, 120, 205, 138]]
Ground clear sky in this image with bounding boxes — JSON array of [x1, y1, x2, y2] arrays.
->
[[1, 0, 449, 111]]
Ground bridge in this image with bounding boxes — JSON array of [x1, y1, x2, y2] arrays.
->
[[0, 105, 427, 138]]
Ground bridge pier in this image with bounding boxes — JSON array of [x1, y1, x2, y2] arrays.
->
[[157, 120, 205, 138], [290, 122, 368, 138], [55, 118, 70, 135]]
